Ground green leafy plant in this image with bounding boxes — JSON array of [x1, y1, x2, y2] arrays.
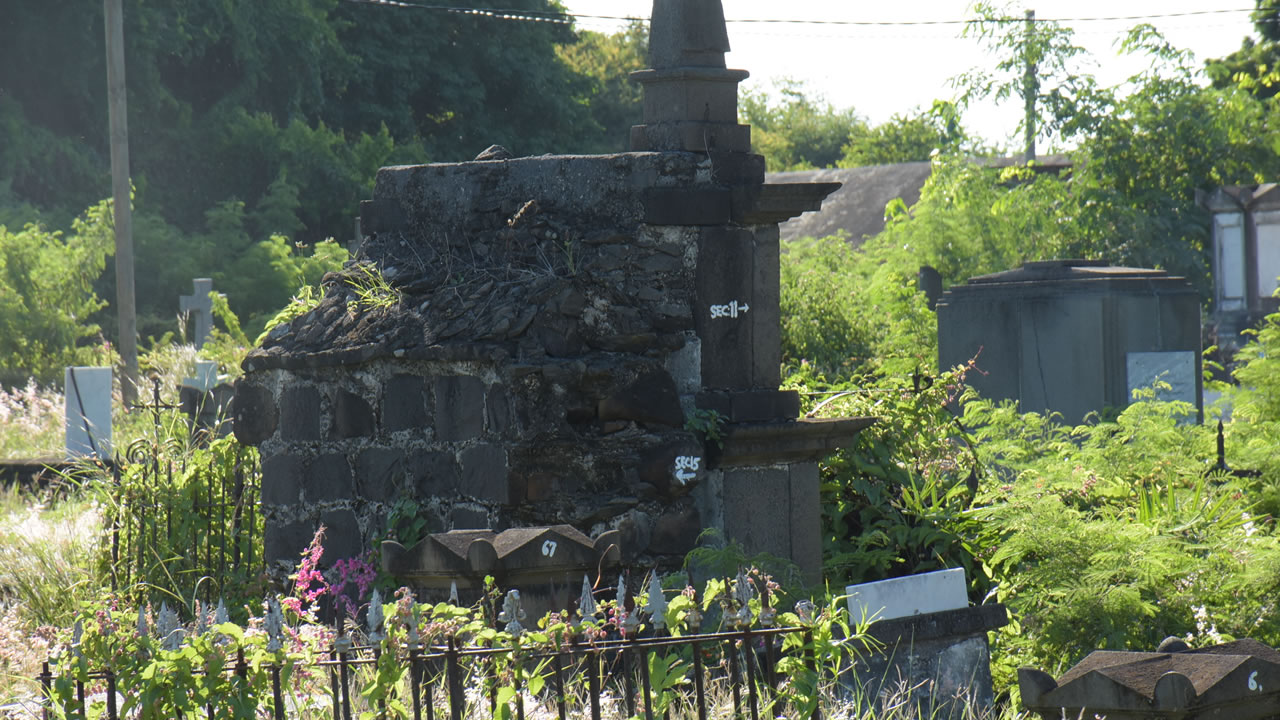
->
[[345, 263, 400, 311], [684, 408, 726, 449]]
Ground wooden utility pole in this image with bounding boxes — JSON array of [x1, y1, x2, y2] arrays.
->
[[1023, 9, 1037, 164], [104, 0, 139, 407]]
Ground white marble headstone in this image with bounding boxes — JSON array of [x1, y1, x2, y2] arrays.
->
[[65, 366, 113, 459], [846, 567, 968, 623]]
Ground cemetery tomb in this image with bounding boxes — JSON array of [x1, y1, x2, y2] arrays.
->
[[232, 0, 871, 596], [1200, 184, 1280, 344], [845, 569, 1009, 720], [937, 259, 1203, 426], [1020, 638, 1280, 720]]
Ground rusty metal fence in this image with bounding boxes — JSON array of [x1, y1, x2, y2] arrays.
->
[[97, 379, 263, 602], [38, 623, 834, 720]]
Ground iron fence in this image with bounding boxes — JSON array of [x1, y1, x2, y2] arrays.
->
[[38, 623, 832, 720], [101, 379, 262, 602]]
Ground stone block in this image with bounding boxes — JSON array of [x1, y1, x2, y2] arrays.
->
[[356, 448, 405, 503], [279, 385, 321, 442], [846, 568, 968, 624], [410, 449, 461, 497], [450, 505, 491, 530], [319, 508, 362, 559], [265, 518, 314, 567], [597, 370, 683, 428], [232, 381, 277, 445], [359, 198, 406, 233], [638, 437, 707, 494], [722, 467, 790, 560], [696, 228, 754, 388], [615, 510, 653, 563], [260, 453, 303, 507], [486, 384, 513, 436], [789, 462, 822, 583], [434, 376, 486, 441], [459, 444, 509, 504], [630, 122, 751, 154], [642, 187, 732, 226], [383, 375, 428, 432], [649, 503, 701, 555], [696, 390, 800, 422], [750, 225, 782, 388], [332, 390, 375, 439], [305, 453, 353, 502]]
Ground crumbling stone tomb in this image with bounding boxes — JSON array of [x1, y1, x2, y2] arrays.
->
[[233, 0, 870, 588]]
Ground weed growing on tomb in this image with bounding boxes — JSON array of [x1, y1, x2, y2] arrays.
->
[[346, 262, 401, 311]]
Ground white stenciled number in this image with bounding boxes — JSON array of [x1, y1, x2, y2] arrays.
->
[[541, 540, 558, 558], [1249, 671, 1262, 692], [673, 456, 702, 485], [710, 301, 750, 319]]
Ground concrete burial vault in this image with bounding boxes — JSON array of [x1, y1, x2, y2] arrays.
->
[[232, 0, 870, 589]]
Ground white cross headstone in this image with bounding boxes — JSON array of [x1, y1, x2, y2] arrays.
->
[[65, 366, 112, 459], [179, 278, 214, 350], [182, 361, 219, 392]]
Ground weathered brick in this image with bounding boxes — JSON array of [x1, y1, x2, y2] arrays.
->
[[434, 376, 486, 441], [260, 453, 303, 507], [265, 518, 313, 566], [459, 444, 509, 503], [232, 381, 277, 445], [410, 450, 461, 497], [319, 509, 362, 559], [305, 453, 353, 502], [332, 390, 375, 438], [356, 448, 405, 503], [383, 375, 428, 432], [486, 384, 513, 436], [279, 385, 321, 442]]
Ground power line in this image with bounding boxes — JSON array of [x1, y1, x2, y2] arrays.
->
[[344, 1, 1255, 30]]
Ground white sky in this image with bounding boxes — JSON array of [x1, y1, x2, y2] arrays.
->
[[562, 1, 1258, 149]]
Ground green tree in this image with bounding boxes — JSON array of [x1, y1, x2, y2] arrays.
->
[[0, 202, 116, 382], [840, 101, 969, 167], [557, 22, 648, 154], [1206, 0, 1280, 99], [740, 80, 865, 171]]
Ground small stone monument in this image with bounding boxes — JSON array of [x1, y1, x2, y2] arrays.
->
[[179, 278, 214, 350], [65, 366, 112, 459], [844, 569, 1007, 720], [180, 360, 233, 435]]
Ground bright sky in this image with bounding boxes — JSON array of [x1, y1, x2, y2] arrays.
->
[[562, 1, 1258, 149]]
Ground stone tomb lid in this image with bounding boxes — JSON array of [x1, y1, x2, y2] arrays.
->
[[383, 524, 621, 585], [1021, 638, 1280, 720], [967, 259, 1171, 284]]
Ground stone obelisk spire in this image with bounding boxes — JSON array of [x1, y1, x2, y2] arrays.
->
[[630, 0, 752, 153]]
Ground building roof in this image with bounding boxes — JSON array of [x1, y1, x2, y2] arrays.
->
[[772, 162, 933, 244], [772, 155, 1074, 245]]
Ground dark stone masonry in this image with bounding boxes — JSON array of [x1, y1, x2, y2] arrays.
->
[[233, 0, 870, 591]]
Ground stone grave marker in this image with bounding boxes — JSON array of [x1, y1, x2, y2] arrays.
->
[[179, 278, 214, 350], [65, 366, 112, 459]]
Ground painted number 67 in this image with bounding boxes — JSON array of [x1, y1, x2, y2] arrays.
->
[[1249, 671, 1262, 692]]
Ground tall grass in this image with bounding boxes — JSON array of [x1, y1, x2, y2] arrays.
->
[[0, 486, 101, 630]]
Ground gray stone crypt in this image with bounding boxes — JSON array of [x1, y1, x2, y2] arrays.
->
[[232, 0, 870, 588]]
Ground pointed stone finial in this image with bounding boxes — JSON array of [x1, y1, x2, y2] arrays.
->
[[579, 575, 598, 619], [367, 589, 385, 644], [648, 0, 730, 69], [644, 569, 668, 629], [630, 0, 752, 153], [265, 597, 285, 652], [449, 580, 459, 605]]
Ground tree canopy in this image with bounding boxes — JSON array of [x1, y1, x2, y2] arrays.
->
[[0, 1, 644, 349]]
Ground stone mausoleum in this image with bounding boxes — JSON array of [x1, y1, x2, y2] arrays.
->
[[232, 0, 868, 589]]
